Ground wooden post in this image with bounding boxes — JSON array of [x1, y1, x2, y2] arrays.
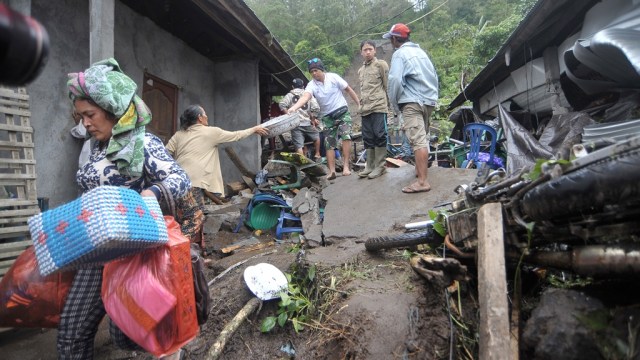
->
[[477, 202, 512, 359], [224, 146, 257, 179]]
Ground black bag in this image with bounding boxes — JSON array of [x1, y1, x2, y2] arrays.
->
[[327, 106, 348, 120], [191, 244, 212, 325]]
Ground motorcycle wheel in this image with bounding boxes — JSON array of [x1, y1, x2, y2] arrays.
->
[[365, 228, 443, 251]]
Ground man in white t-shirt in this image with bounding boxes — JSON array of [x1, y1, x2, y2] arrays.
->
[[286, 58, 360, 180]]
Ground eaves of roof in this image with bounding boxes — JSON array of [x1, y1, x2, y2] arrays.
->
[[120, 0, 306, 95]]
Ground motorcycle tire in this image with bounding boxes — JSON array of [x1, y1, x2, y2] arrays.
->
[[365, 227, 443, 251]]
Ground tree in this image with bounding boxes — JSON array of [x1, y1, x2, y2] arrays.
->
[[246, 0, 537, 123]]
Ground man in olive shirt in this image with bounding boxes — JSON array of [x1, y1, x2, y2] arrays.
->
[[357, 40, 392, 179]]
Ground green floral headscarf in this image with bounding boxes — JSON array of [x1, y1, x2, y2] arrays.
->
[[67, 58, 151, 177]]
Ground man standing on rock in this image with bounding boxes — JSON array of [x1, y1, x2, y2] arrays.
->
[[286, 58, 360, 180], [357, 40, 393, 179], [384, 23, 439, 194]]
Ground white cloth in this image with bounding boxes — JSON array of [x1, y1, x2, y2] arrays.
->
[[70, 122, 91, 168]]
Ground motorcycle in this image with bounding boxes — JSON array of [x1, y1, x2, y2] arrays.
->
[[365, 134, 640, 277]]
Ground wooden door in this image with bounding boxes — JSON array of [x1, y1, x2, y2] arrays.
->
[[142, 73, 178, 144]]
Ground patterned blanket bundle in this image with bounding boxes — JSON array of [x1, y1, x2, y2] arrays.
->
[[28, 186, 168, 276]]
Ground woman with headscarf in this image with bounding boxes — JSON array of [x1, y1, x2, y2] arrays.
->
[[166, 104, 269, 204], [62, 58, 191, 359]]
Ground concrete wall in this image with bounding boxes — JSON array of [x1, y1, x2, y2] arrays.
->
[[25, 0, 261, 207], [213, 60, 261, 184], [28, 0, 91, 207]]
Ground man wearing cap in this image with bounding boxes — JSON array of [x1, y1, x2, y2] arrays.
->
[[286, 58, 361, 180], [279, 78, 322, 161], [383, 23, 439, 194]]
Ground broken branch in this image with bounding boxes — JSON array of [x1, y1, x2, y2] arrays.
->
[[205, 297, 261, 360]]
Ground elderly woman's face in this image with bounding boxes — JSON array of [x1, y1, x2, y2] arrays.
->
[[74, 99, 117, 142]]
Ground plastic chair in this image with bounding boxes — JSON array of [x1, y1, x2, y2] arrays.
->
[[275, 209, 303, 240], [461, 123, 498, 169], [234, 193, 289, 233], [461, 123, 497, 168]]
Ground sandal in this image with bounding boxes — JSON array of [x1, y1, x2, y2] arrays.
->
[[401, 183, 431, 194]]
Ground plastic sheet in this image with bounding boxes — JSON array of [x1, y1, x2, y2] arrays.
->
[[498, 105, 595, 174], [0, 247, 75, 328]]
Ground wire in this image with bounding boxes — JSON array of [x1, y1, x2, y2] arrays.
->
[[269, 0, 450, 76]]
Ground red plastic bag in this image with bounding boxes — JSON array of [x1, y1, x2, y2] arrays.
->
[[0, 246, 75, 328], [102, 216, 198, 357]]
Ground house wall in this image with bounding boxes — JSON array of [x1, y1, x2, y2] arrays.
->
[[25, 0, 260, 207], [28, 0, 91, 207], [213, 60, 262, 184]]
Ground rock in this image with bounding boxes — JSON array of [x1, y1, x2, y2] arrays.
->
[[203, 215, 224, 235], [522, 288, 605, 360]]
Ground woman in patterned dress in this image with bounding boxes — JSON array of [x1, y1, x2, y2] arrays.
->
[[61, 58, 190, 359]]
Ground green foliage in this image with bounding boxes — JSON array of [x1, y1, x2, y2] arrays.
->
[[246, 0, 535, 122], [428, 209, 448, 237], [401, 249, 416, 261], [469, 14, 522, 68], [578, 309, 640, 360], [547, 273, 593, 288], [260, 264, 318, 333], [524, 159, 571, 181]]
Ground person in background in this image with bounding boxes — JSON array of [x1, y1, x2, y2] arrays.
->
[[279, 78, 322, 161], [166, 104, 268, 206], [64, 58, 191, 360], [357, 40, 392, 179], [384, 23, 439, 193], [286, 58, 361, 180]]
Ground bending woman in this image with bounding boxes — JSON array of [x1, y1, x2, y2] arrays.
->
[[166, 104, 268, 201], [62, 58, 191, 359]]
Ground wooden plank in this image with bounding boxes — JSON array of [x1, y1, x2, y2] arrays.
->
[[385, 157, 409, 167], [0, 240, 31, 250], [225, 181, 247, 196], [224, 146, 257, 179], [0, 208, 40, 217], [0, 105, 30, 117], [0, 180, 36, 186], [0, 98, 29, 108], [0, 225, 30, 235], [0, 258, 19, 267], [0, 88, 30, 100], [477, 202, 511, 359], [0, 249, 28, 259], [0, 158, 37, 165], [0, 173, 37, 180], [0, 140, 34, 148], [0, 216, 31, 225], [0, 123, 33, 133], [274, 177, 300, 194], [0, 199, 39, 207]]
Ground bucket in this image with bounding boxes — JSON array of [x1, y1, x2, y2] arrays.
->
[[247, 202, 280, 230]]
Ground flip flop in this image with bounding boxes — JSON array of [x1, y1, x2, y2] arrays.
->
[[402, 184, 431, 194], [326, 173, 337, 180]]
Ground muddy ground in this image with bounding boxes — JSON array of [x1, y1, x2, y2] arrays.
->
[[3, 163, 639, 360], [1, 167, 481, 360]]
